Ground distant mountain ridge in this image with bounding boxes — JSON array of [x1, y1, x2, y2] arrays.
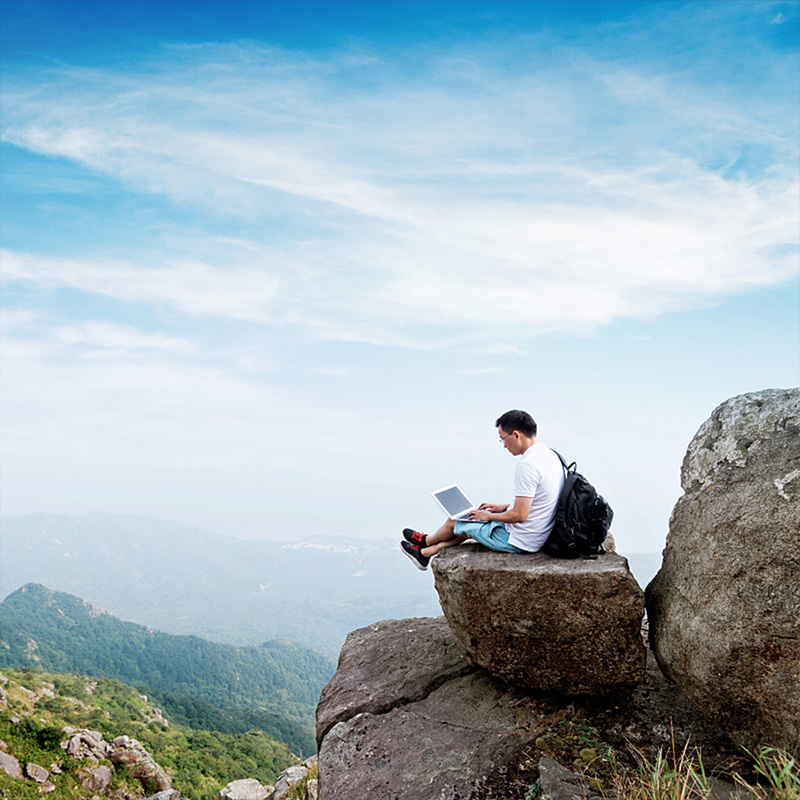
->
[[0, 583, 333, 756], [0, 512, 444, 658], [0, 513, 661, 660]]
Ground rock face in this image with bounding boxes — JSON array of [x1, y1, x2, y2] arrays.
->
[[317, 617, 473, 746], [316, 616, 738, 800], [432, 544, 646, 694], [646, 388, 800, 755], [317, 618, 546, 800]]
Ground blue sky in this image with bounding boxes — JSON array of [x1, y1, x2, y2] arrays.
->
[[2, 0, 798, 553]]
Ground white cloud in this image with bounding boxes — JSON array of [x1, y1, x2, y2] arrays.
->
[[2, 250, 281, 321]]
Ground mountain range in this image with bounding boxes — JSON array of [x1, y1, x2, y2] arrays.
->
[[0, 513, 662, 659], [0, 583, 331, 757], [0, 512, 444, 658]]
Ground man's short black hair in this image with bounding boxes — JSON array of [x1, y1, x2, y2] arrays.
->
[[495, 409, 537, 437]]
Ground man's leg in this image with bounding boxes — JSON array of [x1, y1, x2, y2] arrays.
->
[[421, 518, 467, 557]]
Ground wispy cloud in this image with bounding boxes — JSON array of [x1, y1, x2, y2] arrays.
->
[[3, 250, 281, 321], [3, 39, 797, 349], [53, 322, 194, 355]]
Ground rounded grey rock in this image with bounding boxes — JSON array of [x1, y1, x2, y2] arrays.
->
[[646, 388, 800, 755], [219, 777, 269, 800]]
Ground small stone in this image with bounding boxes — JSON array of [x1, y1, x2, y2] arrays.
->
[[0, 752, 21, 779], [39, 782, 56, 795], [270, 765, 309, 799], [217, 777, 268, 800], [26, 763, 49, 783], [144, 790, 182, 800]]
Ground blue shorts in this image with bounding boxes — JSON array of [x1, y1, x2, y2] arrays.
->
[[453, 520, 526, 553]]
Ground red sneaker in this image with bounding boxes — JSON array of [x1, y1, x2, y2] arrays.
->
[[402, 528, 428, 548]]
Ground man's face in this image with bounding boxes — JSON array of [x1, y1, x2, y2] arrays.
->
[[498, 426, 524, 456]]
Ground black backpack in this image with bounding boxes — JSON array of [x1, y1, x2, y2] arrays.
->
[[542, 451, 613, 559]]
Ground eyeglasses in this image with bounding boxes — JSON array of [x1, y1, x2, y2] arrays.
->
[[499, 431, 514, 443]]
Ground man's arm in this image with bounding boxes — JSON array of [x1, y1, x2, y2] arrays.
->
[[469, 496, 532, 524]]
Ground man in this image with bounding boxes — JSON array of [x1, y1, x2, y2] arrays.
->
[[401, 409, 564, 570]]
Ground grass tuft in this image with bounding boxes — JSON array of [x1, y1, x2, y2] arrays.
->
[[735, 747, 800, 800], [531, 716, 799, 800]]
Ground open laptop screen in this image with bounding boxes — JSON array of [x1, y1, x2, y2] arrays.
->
[[433, 485, 473, 517]]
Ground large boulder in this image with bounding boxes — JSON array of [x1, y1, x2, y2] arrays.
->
[[432, 544, 646, 694], [79, 764, 112, 793], [317, 617, 553, 800], [315, 617, 737, 800], [646, 388, 800, 755], [109, 735, 171, 794]]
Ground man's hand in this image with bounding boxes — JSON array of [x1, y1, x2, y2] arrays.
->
[[468, 502, 509, 522], [469, 498, 532, 524], [477, 503, 509, 513]]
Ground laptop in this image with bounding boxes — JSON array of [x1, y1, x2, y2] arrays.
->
[[431, 484, 478, 521]]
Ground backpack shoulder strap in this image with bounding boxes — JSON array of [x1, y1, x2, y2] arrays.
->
[[552, 449, 577, 473], [552, 450, 578, 528]]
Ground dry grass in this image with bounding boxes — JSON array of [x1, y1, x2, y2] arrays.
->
[[607, 741, 799, 800]]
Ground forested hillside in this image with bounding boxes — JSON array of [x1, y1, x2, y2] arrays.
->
[[0, 584, 334, 756], [0, 666, 297, 799]]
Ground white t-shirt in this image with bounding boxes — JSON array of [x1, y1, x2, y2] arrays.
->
[[506, 442, 564, 552]]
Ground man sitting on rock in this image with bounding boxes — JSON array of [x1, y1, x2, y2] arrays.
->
[[401, 409, 565, 570]]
